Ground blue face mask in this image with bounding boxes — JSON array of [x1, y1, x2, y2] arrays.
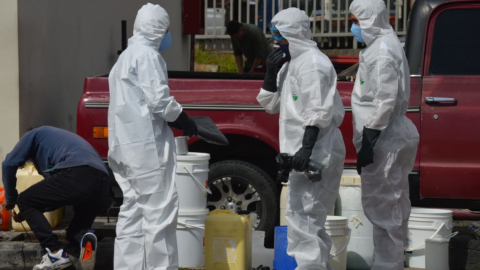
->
[[351, 24, 364, 43], [275, 44, 291, 62], [159, 32, 172, 51]]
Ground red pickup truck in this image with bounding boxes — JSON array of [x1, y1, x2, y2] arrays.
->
[[77, 0, 480, 243]]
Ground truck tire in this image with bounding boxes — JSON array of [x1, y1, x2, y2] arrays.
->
[[449, 231, 480, 270], [208, 160, 278, 246]]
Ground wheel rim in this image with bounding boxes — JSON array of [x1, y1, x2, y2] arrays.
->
[[207, 176, 263, 229]]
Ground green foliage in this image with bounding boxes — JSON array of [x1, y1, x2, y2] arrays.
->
[[195, 44, 238, 73]]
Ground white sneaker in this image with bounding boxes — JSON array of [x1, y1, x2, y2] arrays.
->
[[33, 248, 72, 270], [76, 232, 97, 270]]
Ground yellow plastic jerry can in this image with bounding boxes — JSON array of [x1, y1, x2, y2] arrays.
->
[[12, 164, 63, 231], [205, 210, 252, 270]]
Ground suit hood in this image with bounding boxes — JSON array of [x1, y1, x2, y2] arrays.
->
[[271, 8, 318, 59], [349, 0, 395, 46], [129, 3, 170, 49]]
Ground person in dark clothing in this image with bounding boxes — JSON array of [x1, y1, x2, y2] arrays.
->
[[227, 21, 272, 73], [1, 126, 111, 270]]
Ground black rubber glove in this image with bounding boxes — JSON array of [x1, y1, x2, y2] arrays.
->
[[262, 48, 284, 92], [293, 126, 320, 171], [173, 111, 198, 138], [2, 200, 15, 211], [356, 127, 382, 175]]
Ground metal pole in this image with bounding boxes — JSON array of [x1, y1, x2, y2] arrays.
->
[[205, 0, 208, 49], [263, 0, 267, 33], [190, 35, 196, 71], [230, 0, 234, 22], [272, 0, 276, 28], [255, 0, 259, 26], [313, 0, 317, 41], [404, 0, 408, 34], [321, 0, 325, 47], [395, 0, 399, 32], [337, 0, 340, 47], [247, 0, 251, 24], [214, 1, 217, 37], [345, 0, 349, 46], [238, 0, 241, 23]]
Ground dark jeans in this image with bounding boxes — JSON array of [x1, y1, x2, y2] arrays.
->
[[17, 166, 111, 251]]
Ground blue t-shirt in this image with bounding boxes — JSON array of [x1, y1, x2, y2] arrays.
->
[[2, 126, 108, 203]]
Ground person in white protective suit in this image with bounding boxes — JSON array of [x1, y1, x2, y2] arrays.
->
[[108, 4, 198, 270], [349, 0, 419, 269], [257, 8, 346, 270]]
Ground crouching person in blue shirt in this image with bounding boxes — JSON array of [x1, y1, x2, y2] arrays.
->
[[1, 126, 112, 270]]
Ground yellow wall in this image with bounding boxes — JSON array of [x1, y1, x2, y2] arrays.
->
[[0, 0, 20, 186]]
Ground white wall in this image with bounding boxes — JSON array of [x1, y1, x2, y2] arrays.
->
[[18, 0, 190, 134], [0, 0, 20, 186]]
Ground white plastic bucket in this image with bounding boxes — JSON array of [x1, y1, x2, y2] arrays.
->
[[326, 216, 350, 270], [336, 170, 374, 270], [280, 182, 334, 226], [425, 232, 458, 270], [406, 208, 453, 268], [252, 231, 274, 268], [176, 209, 209, 268], [176, 153, 211, 211]]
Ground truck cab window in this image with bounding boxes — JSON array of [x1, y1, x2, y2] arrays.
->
[[429, 9, 480, 76]]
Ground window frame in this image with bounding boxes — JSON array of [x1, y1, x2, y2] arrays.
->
[[423, 1, 480, 76]]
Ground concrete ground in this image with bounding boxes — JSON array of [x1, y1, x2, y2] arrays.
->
[[0, 210, 467, 270], [0, 228, 429, 270]]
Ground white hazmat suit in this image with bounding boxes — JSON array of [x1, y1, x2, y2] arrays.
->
[[108, 4, 181, 270], [257, 8, 346, 270], [350, 0, 419, 269]]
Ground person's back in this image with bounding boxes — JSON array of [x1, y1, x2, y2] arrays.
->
[[1, 126, 111, 270], [2, 126, 107, 201], [227, 21, 272, 73]]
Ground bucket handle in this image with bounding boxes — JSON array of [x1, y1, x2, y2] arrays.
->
[[177, 221, 205, 230], [405, 222, 458, 252], [183, 166, 212, 195], [328, 228, 351, 259]]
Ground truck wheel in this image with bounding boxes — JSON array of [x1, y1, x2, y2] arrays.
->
[[208, 160, 278, 246]]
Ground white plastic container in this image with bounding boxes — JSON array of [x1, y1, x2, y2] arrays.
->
[[326, 216, 350, 270], [176, 209, 209, 268], [175, 136, 188, 155], [280, 182, 334, 226], [406, 208, 453, 268], [176, 153, 211, 211], [425, 233, 457, 270], [13, 165, 63, 231], [206, 8, 226, 35], [336, 170, 374, 270], [280, 182, 288, 226], [252, 231, 274, 268]]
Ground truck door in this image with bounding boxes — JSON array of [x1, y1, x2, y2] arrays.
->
[[420, 3, 480, 199]]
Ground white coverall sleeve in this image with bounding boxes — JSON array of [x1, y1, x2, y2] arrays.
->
[[365, 57, 398, 130], [136, 53, 183, 122], [298, 68, 335, 129], [257, 88, 281, 114]]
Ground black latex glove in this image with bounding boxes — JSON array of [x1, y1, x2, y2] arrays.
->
[[293, 126, 320, 171], [356, 127, 382, 175], [262, 48, 284, 92], [13, 211, 24, 223], [173, 111, 198, 138], [2, 200, 15, 211]]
